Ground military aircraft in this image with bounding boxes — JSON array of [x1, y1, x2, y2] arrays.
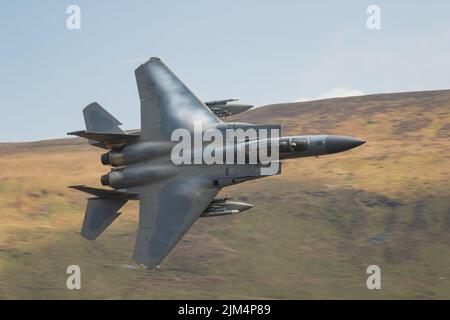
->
[[68, 57, 365, 269]]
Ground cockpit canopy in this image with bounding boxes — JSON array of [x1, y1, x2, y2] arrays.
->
[[279, 137, 309, 153]]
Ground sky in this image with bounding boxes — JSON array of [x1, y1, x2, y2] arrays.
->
[[1, 1, 450, 142]]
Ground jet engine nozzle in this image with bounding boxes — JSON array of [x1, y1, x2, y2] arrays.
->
[[100, 142, 174, 167], [100, 174, 110, 186], [100, 170, 124, 187], [101, 152, 111, 165], [100, 164, 178, 189]]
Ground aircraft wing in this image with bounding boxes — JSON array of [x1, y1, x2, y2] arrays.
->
[[131, 57, 222, 268], [135, 57, 221, 141], [132, 177, 219, 268]]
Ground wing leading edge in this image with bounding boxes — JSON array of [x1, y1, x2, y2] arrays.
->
[[135, 57, 221, 141]]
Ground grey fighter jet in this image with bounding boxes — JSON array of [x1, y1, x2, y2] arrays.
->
[[68, 57, 365, 269]]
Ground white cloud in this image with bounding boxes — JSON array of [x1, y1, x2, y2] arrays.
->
[[296, 87, 364, 102]]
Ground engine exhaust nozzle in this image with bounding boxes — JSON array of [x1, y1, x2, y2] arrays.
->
[[100, 174, 110, 186], [101, 152, 111, 165]]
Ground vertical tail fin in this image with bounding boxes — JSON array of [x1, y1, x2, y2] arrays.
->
[[83, 102, 125, 134], [68, 103, 138, 149]]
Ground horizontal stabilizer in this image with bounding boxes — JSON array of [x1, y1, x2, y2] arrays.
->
[[67, 131, 139, 149], [69, 185, 138, 199], [81, 198, 127, 240]]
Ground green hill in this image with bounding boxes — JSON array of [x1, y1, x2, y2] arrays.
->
[[0, 89, 449, 299]]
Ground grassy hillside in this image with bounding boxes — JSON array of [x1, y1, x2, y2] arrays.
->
[[0, 90, 449, 299]]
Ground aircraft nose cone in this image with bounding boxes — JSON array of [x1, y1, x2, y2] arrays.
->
[[325, 135, 366, 154]]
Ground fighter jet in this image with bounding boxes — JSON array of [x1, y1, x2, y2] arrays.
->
[[68, 57, 365, 269]]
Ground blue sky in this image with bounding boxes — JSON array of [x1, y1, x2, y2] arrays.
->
[[1, 1, 450, 142]]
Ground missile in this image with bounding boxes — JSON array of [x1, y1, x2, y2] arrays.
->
[[201, 199, 254, 217], [205, 98, 254, 118]]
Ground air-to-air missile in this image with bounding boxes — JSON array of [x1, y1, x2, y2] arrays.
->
[[201, 198, 254, 217], [205, 98, 253, 118]]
